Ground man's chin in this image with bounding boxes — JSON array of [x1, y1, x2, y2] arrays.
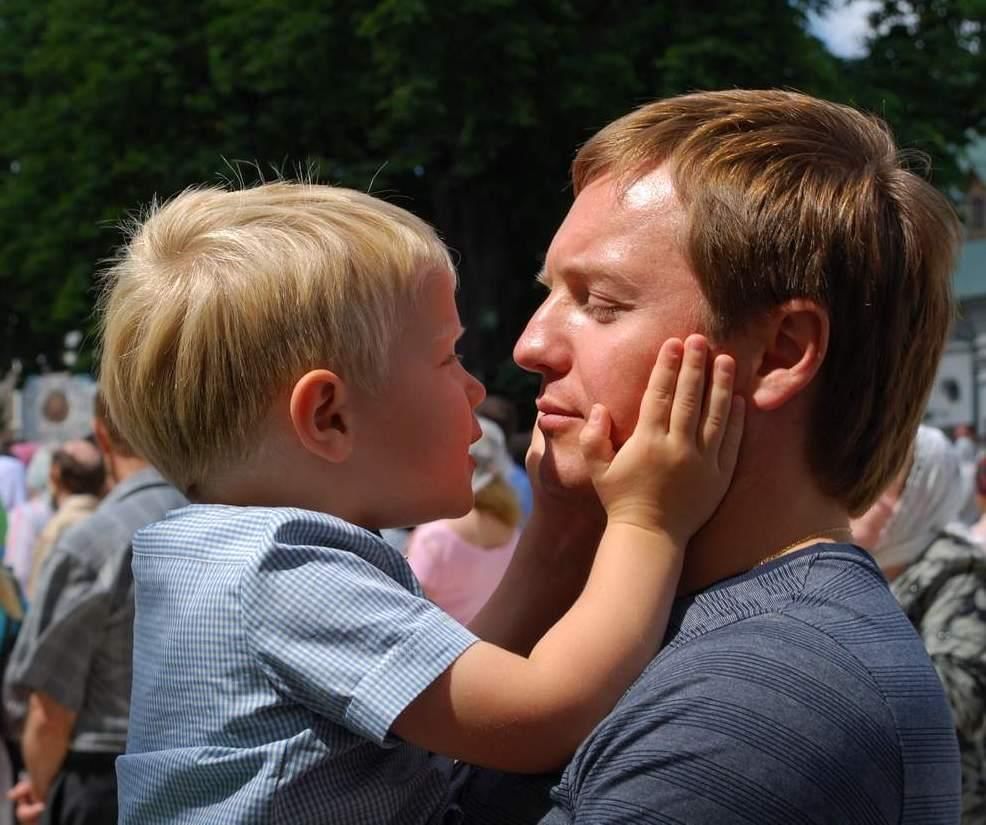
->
[[535, 449, 594, 497]]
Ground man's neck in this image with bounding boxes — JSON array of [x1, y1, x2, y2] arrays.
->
[[679, 451, 850, 596], [108, 455, 150, 485]]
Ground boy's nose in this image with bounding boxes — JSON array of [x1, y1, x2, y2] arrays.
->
[[465, 370, 486, 409]]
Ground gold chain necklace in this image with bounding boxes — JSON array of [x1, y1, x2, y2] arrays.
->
[[756, 527, 855, 568]]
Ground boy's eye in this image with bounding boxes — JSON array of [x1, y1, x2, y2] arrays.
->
[[444, 352, 464, 366]]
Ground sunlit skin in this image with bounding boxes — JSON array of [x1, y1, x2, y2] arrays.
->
[[515, 170, 712, 497], [344, 269, 488, 527], [514, 166, 849, 594]]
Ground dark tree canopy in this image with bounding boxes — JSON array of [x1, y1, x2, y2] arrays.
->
[[0, 0, 981, 414]]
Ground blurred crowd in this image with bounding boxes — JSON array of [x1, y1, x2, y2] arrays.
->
[[0, 395, 185, 825], [0, 398, 984, 821]]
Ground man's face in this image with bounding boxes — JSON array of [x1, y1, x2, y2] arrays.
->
[[514, 167, 711, 493]]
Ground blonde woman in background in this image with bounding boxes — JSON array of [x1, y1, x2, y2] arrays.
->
[[406, 416, 520, 624]]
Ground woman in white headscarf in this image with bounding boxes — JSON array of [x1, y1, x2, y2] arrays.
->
[[853, 425, 986, 823]]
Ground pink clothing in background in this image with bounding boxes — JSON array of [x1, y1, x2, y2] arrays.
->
[[406, 521, 519, 625], [971, 516, 986, 545], [4, 496, 53, 593]]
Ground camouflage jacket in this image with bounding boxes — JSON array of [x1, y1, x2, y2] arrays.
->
[[892, 530, 986, 824]]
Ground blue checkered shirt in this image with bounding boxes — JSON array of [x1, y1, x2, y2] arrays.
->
[[118, 505, 478, 824]]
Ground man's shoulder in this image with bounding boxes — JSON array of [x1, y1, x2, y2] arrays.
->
[[551, 549, 957, 823], [642, 546, 942, 723], [55, 472, 185, 564], [662, 544, 895, 646]]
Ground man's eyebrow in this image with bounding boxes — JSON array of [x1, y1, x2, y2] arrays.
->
[[537, 263, 638, 292]]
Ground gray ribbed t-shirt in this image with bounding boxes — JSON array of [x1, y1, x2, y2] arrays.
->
[[456, 544, 961, 825]]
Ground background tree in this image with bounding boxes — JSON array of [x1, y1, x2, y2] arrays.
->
[[848, 0, 986, 187], [0, 0, 980, 420]]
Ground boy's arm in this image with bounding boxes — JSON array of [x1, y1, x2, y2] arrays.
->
[[466, 491, 604, 656], [393, 337, 743, 773], [393, 522, 684, 772]]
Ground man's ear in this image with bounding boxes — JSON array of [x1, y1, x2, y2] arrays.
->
[[747, 300, 829, 412], [289, 370, 354, 463]]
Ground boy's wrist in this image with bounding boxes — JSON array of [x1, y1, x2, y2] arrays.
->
[[602, 499, 694, 548], [603, 518, 690, 553]]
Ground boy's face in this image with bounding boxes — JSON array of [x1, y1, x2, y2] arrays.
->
[[350, 268, 486, 528]]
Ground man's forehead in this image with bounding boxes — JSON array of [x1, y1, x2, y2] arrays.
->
[[622, 168, 679, 209], [544, 169, 687, 286]]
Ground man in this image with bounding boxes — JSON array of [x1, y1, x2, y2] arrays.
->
[[462, 90, 962, 823], [5, 394, 186, 825], [26, 440, 105, 599]]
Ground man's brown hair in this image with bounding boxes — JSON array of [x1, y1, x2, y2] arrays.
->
[[573, 89, 959, 514]]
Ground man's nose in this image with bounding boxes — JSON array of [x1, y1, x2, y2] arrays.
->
[[514, 298, 567, 376]]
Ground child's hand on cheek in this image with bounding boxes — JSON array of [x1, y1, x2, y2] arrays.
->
[[579, 334, 745, 546]]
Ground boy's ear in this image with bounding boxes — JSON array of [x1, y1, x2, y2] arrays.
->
[[745, 300, 829, 412], [289, 370, 354, 463]]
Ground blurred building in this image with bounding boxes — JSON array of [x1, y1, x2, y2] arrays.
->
[[8, 373, 98, 443], [927, 138, 986, 434]]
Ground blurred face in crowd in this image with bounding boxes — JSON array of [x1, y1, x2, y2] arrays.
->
[[514, 167, 710, 494]]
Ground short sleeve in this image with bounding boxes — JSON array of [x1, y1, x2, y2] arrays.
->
[[241, 538, 477, 745], [5, 541, 106, 711]]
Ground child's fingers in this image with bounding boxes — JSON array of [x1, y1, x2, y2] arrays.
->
[[718, 395, 746, 473], [700, 354, 737, 452], [668, 335, 709, 440], [579, 404, 616, 479], [637, 338, 683, 433]]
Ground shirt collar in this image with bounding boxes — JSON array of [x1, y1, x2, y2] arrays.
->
[[103, 466, 170, 506]]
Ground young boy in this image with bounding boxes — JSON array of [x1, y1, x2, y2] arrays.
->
[[99, 182, 743, 824]]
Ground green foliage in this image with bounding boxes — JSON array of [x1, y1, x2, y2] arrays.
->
[[0, 0, 981, 413], [847, 0, 986, 187]]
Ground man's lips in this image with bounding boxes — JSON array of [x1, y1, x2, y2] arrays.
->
[[535, 399, 580, 417], [535, 399, 582, 431]]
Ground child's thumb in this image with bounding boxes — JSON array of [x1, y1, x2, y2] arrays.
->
[[579, 404, 615, 478]]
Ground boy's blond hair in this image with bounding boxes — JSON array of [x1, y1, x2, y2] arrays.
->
[[474, 476, 522, 529], [98, 182, 454, 495]]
